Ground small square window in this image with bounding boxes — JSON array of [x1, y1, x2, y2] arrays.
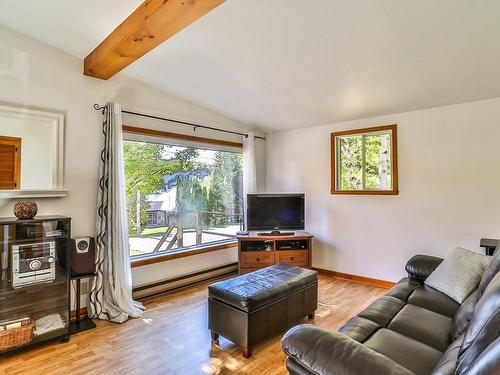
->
[[331, 124, 398, 195]]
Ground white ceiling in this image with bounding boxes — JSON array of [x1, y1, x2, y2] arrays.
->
[[1, 0, 500, 131]]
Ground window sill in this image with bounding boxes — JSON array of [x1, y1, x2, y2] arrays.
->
[[0, 189, 68, 198], [130, 241, 238, 268], [331, 189, 399, 195]]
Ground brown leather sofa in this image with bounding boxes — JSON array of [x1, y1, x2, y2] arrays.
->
[[282, 251, 500, 375]]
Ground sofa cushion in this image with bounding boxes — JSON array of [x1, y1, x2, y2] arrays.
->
[[450, 289, 480, 341], [338, 316, 380, 343], [386, 277, 421, 302], [456, 272, 500, 374], [364, 328, 443, 375], [478, 249, 499, 295], [408, 285, 460, 317], [208, 264, 317, 312], [357, 295, 405, 327], [388, 304, 452, 352], [425, 247, 491, 304], [431, 334, 464, 375]]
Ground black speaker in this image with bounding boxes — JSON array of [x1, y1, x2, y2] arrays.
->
[[71, 237, 96, 276]]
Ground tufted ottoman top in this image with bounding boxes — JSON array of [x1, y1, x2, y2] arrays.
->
[[208, 264, 318, 312]]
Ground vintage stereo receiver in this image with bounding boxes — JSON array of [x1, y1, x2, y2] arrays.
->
[[10, 241, 56, 288]]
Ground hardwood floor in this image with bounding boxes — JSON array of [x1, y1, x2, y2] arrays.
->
[[0, 274, 387, 375]]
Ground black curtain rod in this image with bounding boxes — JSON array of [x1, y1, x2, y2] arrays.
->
[[93, 104, 266, 141]]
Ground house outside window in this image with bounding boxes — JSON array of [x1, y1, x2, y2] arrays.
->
[[146, 212, 158, 227]]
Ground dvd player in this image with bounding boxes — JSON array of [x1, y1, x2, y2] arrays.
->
[[276, 240, 308, 250]]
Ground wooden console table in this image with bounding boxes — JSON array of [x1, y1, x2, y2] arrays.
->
[[237, 231, 312, 274]]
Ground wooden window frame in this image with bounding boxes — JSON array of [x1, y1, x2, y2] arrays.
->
[[130, 242, 237, 268], [123, 126, 242, 267], [331, 124, 398, 195]]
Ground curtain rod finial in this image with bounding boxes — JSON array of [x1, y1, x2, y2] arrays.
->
[[93, 104, 106, 113]]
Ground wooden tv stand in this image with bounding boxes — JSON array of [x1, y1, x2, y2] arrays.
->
[[237, 231, 313, 274]]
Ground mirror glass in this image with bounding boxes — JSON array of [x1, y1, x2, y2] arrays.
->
[[0, 104, 65, 197]]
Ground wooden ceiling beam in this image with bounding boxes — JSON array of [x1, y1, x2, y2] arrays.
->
[[84, 0, 225, 80]]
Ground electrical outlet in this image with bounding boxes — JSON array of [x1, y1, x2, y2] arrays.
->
[[81, 280, 89, 295]]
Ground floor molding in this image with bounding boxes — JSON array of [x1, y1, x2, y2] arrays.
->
[[313, 267, 396, 289], [132, 262, 238, 299]]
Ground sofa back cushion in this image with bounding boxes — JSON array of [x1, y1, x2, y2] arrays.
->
[[456, 272, 500, 375], [478, 249, 500, 296], [450, 289, 480, 341]]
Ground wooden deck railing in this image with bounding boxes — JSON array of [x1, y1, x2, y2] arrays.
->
[[152, 210, 242, 252]]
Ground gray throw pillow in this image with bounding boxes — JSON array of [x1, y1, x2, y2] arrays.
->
[[425, 247, 491, 304]]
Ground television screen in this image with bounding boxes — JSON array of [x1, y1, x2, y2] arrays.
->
[[247, 194, 305, 230]]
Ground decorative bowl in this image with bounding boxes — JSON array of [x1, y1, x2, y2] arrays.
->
[[13, 200, 38, 220]]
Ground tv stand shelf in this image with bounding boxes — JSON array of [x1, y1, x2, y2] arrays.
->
[[237, 231, 312, 274]]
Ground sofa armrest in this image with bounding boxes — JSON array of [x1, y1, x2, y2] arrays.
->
[[281, 324, 414, 375], [405, 254, 443, 281]]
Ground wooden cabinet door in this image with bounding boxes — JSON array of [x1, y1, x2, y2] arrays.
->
[[241, 251, 275, 268], [276, 250, 309, 267], [0, 136, 21, 189]]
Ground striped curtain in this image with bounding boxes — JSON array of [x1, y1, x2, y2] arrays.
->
[[88, 102, 144, 323], [243, 132, 257, 230]]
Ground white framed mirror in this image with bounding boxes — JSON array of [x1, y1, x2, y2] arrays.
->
[[0, 103, 66, 198]]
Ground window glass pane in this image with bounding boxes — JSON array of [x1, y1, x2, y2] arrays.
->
[[338, 135, 363, 190], [364, 133, 392, 190], [124, 140, 243, 258]]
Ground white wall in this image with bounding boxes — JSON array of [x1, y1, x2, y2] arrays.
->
[[0, 25, 266, 289], [267, 97, 500, 282]]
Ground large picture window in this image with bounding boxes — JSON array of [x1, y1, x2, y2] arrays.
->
[[331, 124, 398, 195], [123, 129, 243, 260]]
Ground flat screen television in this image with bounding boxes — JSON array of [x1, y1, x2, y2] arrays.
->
[[246, 193, 305, 231]]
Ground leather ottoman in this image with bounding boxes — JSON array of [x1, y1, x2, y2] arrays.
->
[[208, 263, 318, 358]]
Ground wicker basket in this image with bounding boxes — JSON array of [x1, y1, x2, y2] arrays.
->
[[0, 321, 34, 351]]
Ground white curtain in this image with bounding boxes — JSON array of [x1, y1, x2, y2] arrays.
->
[[243, 132, 258, 230], [89, 102, 144, 323]]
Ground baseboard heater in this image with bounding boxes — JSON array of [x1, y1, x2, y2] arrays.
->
[[132, 262, 238, 300]]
